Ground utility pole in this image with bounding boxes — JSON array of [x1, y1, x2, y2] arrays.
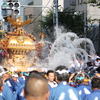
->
[[83, 11, 87, 51], [55, 0, 58, 29], [54, 0, 58, 38], [84, 11, 87, 35], [98, 20, 100, 56]]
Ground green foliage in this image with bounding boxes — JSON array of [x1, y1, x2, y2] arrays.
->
[[40, 9, 54, 41], [0, 32, 2, 40], [88, 0, 96, 3], [40, 8, 84, 41], [58, 9, 84, 36]]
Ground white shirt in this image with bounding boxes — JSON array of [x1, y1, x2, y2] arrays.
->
[[48, 81, 58, 88]]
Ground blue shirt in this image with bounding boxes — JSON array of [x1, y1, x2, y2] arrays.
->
[[2, 84, 16, 100], [84, 89, 100, 100], [75, 84, 92, 100], [0, 93, 4, 100], [49, 81, 81, 100], [5, 78, 22, 93], [16, 85, 25, 100], [18, 77, 25, 85]]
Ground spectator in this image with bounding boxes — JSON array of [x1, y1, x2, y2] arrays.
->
[[2, 71, 10, 83], [88, 67, 95, 78], [2, 71, 16, 100], [94, 58, 100, 67], [11, 73, 22, 93], [17, 71, 40, 100], [0, 76, 4, 100], [94, 67, 100, 78], [49, 65, 81, 100], [75, 72, 92, 100], [18, 72, 25, 85], [84, 77, 100, 100], [69, 72, 77, 87], [16, 84, 25, 100], [24, 71, 49, 100], [47, 70, 58, 88]]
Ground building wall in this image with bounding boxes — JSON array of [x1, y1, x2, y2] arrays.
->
[[87, 4, 100, 21], [42, 0, 53, 16], [64, 0, 71, 8], [23, 0, 69, 33], [42, 0, 68, 16], [18, 0, 34, 20], [22, 0, 42, 33], [75, 0, 100, 21], [0, 0, 3, 19]]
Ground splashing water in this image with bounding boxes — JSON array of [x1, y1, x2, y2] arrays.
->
[[27, 28, 96, 71], [47, 31, 95, 70]]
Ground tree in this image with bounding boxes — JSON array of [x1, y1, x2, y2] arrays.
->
[[40, 9, 54, 41], [58, 9, 84, 36], [40, 8, 84, 41]]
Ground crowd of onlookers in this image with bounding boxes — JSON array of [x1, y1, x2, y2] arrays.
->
[[0, 56, 100, 100]]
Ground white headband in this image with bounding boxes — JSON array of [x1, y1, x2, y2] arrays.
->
[[0, 71, 9, 76], [56, 69, 68, 74], [12, 74, 18, 77]]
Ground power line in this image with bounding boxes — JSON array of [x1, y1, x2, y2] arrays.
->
[[32, 0, 52, 22]]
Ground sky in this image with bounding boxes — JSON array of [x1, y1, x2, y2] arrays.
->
[[0, 0, 3, 19]]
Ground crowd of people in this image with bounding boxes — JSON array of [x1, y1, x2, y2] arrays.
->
[[0, 56, 100, 100]]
